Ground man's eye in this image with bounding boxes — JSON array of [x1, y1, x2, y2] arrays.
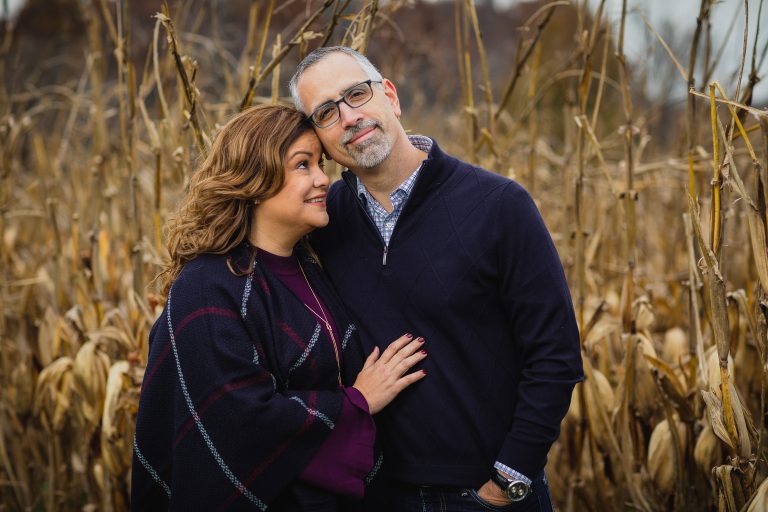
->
[[346, 88, 367, 101], [314, 105, 335, 122]]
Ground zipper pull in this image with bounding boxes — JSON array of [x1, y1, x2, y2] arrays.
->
[[382, 245, 389, 266]]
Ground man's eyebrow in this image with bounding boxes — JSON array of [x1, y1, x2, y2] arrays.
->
[[338, 81, 363, 96], [313, 80, 365, 109]]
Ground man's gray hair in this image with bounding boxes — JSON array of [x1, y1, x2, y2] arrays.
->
[[289, 46, 383, 113]]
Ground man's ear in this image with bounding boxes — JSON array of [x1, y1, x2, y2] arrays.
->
[[381, 78, 402, 119]]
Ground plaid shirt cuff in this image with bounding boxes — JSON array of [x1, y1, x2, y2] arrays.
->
[[494, 461, 532, 486]]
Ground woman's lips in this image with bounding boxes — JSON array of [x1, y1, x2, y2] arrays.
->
[[304, 195, 326, 205]]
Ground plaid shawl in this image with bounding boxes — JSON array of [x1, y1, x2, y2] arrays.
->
[[131, 243, 364, 511]]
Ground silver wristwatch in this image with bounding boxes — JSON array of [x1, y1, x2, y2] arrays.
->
[[490, 471, 531, 502]]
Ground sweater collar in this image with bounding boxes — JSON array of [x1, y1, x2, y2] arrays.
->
[[341, 136, 453, 205]]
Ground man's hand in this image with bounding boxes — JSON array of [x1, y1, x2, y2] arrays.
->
[[476, 479, 513, 506]]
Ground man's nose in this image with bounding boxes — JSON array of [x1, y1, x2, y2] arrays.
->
[[338, 101, 362, 128]]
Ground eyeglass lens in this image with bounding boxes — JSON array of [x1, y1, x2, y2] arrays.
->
[[312, 81, 374, 127]]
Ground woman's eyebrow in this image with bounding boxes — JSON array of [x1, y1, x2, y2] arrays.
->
[[287, 149, 314, 159]]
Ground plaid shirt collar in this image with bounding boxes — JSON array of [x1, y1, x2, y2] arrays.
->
[[354, 136, 432, 244]]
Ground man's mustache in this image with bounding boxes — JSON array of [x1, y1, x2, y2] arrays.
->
[[342, 119, 381, 145]]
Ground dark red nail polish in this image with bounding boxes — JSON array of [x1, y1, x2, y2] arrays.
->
[[421, 369, 427, 375], [421, 350, 427, 355], [405, 333, 413, 338], [418, 337, 425, 343]]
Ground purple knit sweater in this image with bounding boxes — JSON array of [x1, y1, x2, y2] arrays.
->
[[257, 248, 375, 497]]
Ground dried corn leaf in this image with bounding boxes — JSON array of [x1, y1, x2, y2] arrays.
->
[[714, 465, 738, 512], [645, 355, 695, 422], [701, 390, 733, 449]]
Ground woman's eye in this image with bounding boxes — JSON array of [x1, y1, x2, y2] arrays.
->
[[297, 160, 309, 169]]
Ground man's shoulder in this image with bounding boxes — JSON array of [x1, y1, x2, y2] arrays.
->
[[328, 178, 349, 199], [439, 154, 528, 199]]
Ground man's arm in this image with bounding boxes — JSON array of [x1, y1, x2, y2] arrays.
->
[[479, 182, 583, 502]]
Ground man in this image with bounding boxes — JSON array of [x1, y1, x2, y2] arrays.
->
[[290, 46, 583, 511]]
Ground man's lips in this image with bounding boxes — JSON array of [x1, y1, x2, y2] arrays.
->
[[346, 126, 376, 145]]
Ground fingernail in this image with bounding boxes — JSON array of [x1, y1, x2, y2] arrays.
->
[[421, 369, 427, 375], [420, 350, 427, 355], [418, 337, 425, 343], [405, 333, 413, 339]]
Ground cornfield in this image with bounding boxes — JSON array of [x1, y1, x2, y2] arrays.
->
[[1, 0, 767, 510]]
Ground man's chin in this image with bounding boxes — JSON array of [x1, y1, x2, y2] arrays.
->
[[346, 142, 392, 169]]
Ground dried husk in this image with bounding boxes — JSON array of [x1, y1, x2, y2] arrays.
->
[[583, 369, 616, 450], [746, 475, 768, 512], [100, 361, 143, 478], [633, 333, 659, 418], [706, 346, 734, 398], [662, 327, 688, 365], [634, 296, 655, 334], [728, 381, 754, 457], [647, 417, 687, 498], [33, 356, 75, 432], [9, 358, 35, 416], [746, 208, 768, 292], [101, 361, 132, 477], [73, 340, 111, 427], [694, 423, 722, 475], [701, 390, 734, 449]]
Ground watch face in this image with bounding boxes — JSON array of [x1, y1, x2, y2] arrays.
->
[[506, 481, 530, 502]]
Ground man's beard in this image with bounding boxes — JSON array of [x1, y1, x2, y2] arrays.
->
[[342, 119, 394, 169]]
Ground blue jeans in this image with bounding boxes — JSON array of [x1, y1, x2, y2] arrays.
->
[[363, 473, 554, 512]]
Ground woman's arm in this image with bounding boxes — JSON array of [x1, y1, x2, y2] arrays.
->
[[297, 335, 427, 496]]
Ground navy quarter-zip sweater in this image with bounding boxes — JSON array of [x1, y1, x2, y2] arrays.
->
[[311, 138, 583, 487]]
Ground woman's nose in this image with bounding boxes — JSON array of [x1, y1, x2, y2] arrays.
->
[[314, 166, 330, 187]]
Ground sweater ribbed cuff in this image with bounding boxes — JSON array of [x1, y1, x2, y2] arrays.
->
[[496, 437, 550, 481]]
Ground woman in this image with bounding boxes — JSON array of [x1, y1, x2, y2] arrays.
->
[[131, 105, 427, 511]]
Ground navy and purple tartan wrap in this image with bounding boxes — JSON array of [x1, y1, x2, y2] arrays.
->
[[131, 243, 365, 511]]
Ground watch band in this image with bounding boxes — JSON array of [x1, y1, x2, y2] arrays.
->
[[491, 471, 531, 502]]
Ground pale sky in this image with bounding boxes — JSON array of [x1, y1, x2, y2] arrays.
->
[[435, 0, 767, 102], [584, 0, 765, 101]]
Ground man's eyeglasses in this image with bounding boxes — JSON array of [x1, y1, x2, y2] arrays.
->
[[309, 80, 382, 128]]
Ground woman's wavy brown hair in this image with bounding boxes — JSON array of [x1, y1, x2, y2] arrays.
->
[[158, 104, 311, 294]]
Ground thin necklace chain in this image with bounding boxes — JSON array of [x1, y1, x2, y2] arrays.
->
[[298, 263, 342, 386]]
